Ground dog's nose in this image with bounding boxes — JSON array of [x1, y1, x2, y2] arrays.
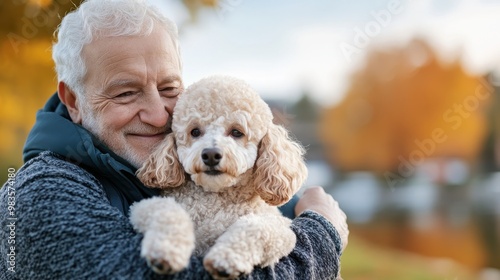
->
[[201, 148, 222, 167]]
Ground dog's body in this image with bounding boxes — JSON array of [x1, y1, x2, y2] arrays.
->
[[130, 76, 308, 279], [162, 181, 285, 255]]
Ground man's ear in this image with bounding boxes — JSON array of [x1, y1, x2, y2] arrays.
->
[[58, 81, 82, 124]]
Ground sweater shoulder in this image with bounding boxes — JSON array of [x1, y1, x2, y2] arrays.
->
[[21, 151, 94, 178], [12, 151, 107, 200]]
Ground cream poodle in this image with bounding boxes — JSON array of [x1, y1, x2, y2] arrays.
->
[[130, 75, 308, 279]]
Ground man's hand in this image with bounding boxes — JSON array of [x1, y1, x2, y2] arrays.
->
[[295, 186, 349, 251]]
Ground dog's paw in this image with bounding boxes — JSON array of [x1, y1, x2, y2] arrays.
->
[[203, 249, 253, 279], [141, 231, 194, 274]]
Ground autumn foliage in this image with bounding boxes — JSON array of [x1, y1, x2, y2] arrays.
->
[[319, 39, 492, 174], [0, 39, 56, 167]]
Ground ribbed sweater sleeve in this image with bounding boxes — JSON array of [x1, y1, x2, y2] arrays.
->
[[0, 152, 341, 279]]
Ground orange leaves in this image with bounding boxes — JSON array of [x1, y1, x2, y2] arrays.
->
[[0, 39, 56, 165], [28, 0, 53, 7], [319, 39, 492, 173]]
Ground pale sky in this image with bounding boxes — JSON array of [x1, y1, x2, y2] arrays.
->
[[149, 0, 500, 106]]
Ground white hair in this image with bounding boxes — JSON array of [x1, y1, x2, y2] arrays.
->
[[52, 0, 181, 97]]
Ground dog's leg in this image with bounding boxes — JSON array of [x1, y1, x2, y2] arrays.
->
[[203, 214, 296, 279], [130, 197, 195, 274]]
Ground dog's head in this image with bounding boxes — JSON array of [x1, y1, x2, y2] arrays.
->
[[137, 76, 308, 206]]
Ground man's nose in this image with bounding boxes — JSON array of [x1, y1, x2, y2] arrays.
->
[[139, 90, 169, 127]]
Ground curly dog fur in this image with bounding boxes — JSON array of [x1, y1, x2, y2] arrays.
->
[[130, 75, 308, 279]]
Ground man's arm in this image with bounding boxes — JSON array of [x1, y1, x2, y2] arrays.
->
[[0, 154, 343, 279], [296, 186, 349, 252], [0, 155, 189, 279], [245, 210, 342, 280]]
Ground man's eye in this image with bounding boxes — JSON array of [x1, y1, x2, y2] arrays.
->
[[230, 129, 244, 138], [160, 87, 180, 98], [116, 91, 135, 98], [191, 128, 201, 137], [160, 87, 175, 91]]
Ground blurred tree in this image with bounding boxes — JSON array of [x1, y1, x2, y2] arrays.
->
[[292, 91, 318, 121], [0, 39, 55, 169], [478, 73, 500, 172], [319, 39, 491, 175], [183, 0, 217, 20], [474, 73, 500, 269]]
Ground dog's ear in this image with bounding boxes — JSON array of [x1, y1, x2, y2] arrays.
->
[[252, 124, 308, 206], [136, 133, 185, 188]]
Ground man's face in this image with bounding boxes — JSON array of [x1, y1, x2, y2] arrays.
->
[[80, 26, 182, 168]]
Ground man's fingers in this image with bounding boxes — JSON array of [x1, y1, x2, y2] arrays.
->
[[302, 185, 326, 195], [295, 185, 349, 252]]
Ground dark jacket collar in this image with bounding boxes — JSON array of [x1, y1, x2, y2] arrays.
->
[[23, 93, 160, 215]]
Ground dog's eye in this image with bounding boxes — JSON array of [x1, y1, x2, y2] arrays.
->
[[230, 129, 244, 138], [191, 128, 201, 137]]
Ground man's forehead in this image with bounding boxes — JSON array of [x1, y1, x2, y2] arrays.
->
[[81, 28, 182, 86], [82, 26, 175, 57]]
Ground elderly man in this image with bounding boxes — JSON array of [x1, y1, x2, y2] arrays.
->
[[0, 0, 348, 279]]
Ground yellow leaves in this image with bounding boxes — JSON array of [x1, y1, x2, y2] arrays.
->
[[200, 0, 218, 6], [184, 0, 218, 7], [0, 39, 56, 164], [319, 39, 491, 173], [28, 0, 53, 8], [182, 0, 220, 22]]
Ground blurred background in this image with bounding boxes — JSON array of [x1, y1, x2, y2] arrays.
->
[[1, 0, 500, 279]]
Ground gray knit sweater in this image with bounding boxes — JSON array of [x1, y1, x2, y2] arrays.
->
[[0, 152, 341, 279]]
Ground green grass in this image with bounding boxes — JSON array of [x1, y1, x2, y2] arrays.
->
[[340, 236, 477, 280]]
